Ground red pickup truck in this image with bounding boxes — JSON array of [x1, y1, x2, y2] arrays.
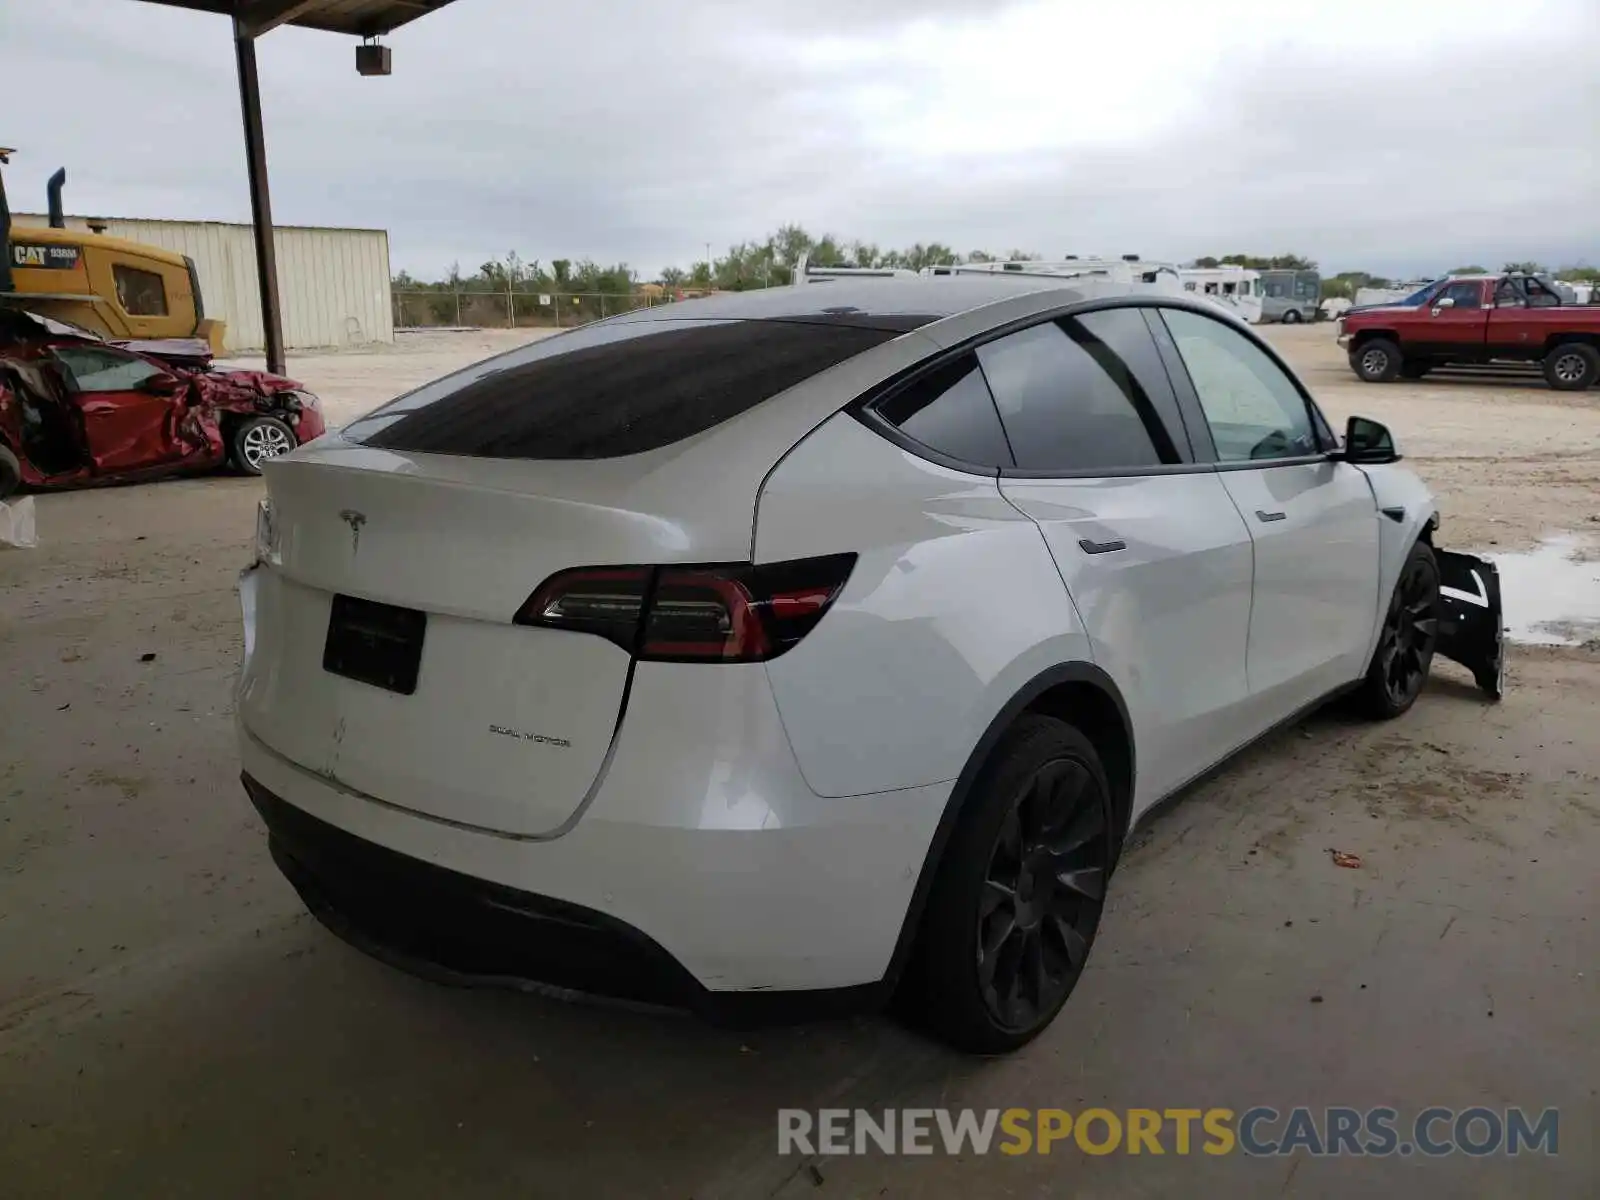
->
[[1338, 273, 1600, 390]]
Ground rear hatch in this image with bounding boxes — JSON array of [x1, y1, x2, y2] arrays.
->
[[239, 315, 916, 837]]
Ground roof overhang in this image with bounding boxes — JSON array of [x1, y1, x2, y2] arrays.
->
[[135, 0, 461, 38]]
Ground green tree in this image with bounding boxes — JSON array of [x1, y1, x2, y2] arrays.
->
[[1449, 265, 1488, 274], [1502, 261, 1547, 274], [769, 224, 815, 268]]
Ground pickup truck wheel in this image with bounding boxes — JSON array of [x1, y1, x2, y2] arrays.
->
[[1352, 338, 1402, 383], [0, 445, 21, 500], [1542, 342, 1599, 391]]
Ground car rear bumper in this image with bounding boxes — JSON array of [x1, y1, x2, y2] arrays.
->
[[247, 772, 710, 1008], [237, 658, 950, 1006]]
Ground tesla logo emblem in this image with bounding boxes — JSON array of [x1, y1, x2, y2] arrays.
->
[[339, 509, 367, 553]]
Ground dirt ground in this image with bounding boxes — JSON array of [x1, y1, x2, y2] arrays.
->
[[1, 323, 1596, 1198]]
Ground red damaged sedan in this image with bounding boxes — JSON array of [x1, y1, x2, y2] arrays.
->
[[0, 308, 325, 498]]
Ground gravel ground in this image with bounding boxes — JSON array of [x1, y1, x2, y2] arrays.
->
[[1, 321, 1596, 1198]]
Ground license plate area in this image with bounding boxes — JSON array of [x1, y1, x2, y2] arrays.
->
[[323, 594, 426, 695]]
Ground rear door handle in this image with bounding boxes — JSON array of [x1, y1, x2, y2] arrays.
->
[[1078, 538, 1127, 555], [1255, 510, 1287, 523]]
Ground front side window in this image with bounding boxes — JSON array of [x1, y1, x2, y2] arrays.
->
[[976, 315, 1178, 473], [113, 265, 169, 316], [875, 353, 1013, 468], [53, 346, 166, 393], [1160, 308, 1317, 463], [1435, 281, 1483, 309]]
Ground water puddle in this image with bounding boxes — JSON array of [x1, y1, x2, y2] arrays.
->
[[1485, 534, 1600, 646]]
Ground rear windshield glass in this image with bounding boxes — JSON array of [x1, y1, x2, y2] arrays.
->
[[343, 317, 907, 459]]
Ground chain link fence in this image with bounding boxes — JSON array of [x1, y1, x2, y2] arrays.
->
[[392, 288, 673, 331]]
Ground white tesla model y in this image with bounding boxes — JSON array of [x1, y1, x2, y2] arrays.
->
[[237, 277, 1505, 1052]]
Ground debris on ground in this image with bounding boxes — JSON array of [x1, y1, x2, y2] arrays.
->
[[1329, 849, 1363, 869], [0, 497, 37, 549], [138, 653, 157, 663], [1310, 994, 1324, 1004]]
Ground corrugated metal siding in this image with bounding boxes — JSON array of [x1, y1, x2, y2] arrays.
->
[[14, 213, 393, 353]]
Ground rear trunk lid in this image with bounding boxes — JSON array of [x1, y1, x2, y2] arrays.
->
[[239, 435, 759, 838], [238, 316, 936, 837]]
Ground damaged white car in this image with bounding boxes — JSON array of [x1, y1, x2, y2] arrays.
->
[[235, 277, 1504, 1053]]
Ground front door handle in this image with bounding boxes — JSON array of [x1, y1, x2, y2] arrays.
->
[[1255, 509, 1287, 523], [1078, 538, 1127, 555]]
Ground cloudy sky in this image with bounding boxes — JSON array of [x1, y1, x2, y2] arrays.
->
[[4, 0, 1597, 280]]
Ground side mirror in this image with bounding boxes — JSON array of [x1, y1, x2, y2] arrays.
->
[[142, 371, 182, 395], [1433, 297, 1456, 311], [1341, 415, 1400, 464]]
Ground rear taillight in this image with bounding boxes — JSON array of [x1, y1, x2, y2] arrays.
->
[[514, 554, 856, 662]]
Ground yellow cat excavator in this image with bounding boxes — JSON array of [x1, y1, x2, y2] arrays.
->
[[0, 148, 226, 353]]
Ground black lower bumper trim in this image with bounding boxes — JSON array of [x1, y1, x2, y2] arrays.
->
[[243, 774, 883, 1026]]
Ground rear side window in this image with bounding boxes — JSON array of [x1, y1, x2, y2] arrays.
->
[[345, 318, 903, 459], [1074, 308, 1190, 458], [873, 353, 1014, 468], [976, 317, 1179, 473]]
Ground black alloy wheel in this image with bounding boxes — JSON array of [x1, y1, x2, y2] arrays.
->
[[1355, 542, 1441, 719], [976, 756, 1110, 1032]]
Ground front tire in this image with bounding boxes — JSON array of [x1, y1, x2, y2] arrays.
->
[[905, 714, 1116, 1054], [1542, 342, 1598, 391], [231, 415, 297, 475], [1354, 541, 1439, 719], [1352, 338, 1403, 383]]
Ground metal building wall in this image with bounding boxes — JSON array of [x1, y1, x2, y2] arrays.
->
[[15, 214, 393, 353]]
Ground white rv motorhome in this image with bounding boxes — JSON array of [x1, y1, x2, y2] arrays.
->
[[1176, 265, 1264, 324]]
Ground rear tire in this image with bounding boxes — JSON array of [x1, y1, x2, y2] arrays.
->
[[1352, 338, 1402, 383], [0, 445, 20, 500], [903, 714, 1117, 1054], [1542, 342, 1598, 391], [1354, 541, 1439, 719], [1282, 308, 1303, 324], [231, 415, 297, 475]]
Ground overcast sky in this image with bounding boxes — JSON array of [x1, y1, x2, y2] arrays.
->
[[4, 0, 1597, 279]]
